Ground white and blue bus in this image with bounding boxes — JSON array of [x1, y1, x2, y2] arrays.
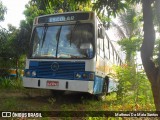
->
[[23, 11, 123, 100]]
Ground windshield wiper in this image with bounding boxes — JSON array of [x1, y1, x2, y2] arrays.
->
[[41, 24, 48, 48], [55, 26, 62, 58], [70, 21, 80, 46]]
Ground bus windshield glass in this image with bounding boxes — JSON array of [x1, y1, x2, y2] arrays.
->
[[31, 23, 94, 59]]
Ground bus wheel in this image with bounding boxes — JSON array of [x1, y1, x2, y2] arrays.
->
[[96, 80, 107, 101]]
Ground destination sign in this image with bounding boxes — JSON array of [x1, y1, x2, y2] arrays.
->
[[38, 13, 89, 23]]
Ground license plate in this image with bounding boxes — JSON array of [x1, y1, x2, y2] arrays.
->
[[47, 81, 59, 86]]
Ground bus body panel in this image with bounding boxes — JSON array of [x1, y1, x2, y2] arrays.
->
[[23, 58, 96, 94], [94, 15, 106, 94], [24, 58, 96, 72], [93, 76, 104, 94], [23, 11, 123, 95], [23, 77, 94, 93]]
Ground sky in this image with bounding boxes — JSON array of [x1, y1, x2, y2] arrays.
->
[[0, 0, 29, 28]]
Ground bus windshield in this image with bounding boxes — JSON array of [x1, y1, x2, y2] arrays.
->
[[31, 23, 94, 59]]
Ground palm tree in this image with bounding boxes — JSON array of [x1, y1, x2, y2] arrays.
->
[[112, 6, 142, 66]]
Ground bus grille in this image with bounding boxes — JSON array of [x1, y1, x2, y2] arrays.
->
[[29, 61, 85, 80]]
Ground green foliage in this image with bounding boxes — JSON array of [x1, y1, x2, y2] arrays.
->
[[0, 24, 26, 78], [0, 0, 7, 21], [93, 0, 128, 18], [7, 25, 27, 59], [85, 117, 106, 120], [114, 6, 142, 65], [23, 0, 93, 26], [114, 65, 154, 109], [0, 69, 9, 77], [0, 25, 17, 57], [118, 36, 142, 64], [0, 27, 9, 57], [119, 7, 142, 36], [153, 38, 160, 66], [0, 78, 23, 89], [0, 78, 12, 88], [10, 78, 23, 89], [153, 0, 160, 32], [24, 3, 45, 25], [153, 1, 160, 66], [1, 98, 17, 110], [118, 37, 142, 53], [48, 97, 56, 105], [93, 0, 142, 20]]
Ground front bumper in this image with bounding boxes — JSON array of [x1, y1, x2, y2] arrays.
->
[[23, 77, 94, 94]]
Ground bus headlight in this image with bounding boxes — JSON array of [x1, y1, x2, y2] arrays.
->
[[82, 73, 88, 79], [25, 71, 31, 77], [89, 73, 94, 80], [32, 71, 36, 77], [74, 72, 95, 80], [75, 73, 81, 79]]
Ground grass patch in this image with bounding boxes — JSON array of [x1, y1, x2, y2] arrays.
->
[[0, 98, 18, 111], [0, 77, 156, 119], [0, 77, 23, 90]]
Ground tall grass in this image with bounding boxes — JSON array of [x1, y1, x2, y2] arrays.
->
[[0, 77, 23, 90]]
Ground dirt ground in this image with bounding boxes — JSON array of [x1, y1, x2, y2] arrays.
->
[[0, 89, 157, 120], [0, 88, 95, 107], [0, 88, 98, 119]]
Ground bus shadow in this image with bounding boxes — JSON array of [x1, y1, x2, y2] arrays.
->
[[51, 92, 96, 104], [22, 89, 96, 104]]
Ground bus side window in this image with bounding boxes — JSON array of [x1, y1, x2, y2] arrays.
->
[[109, 43, 113, 62], [97, 38, 100, 55], [112, 51, 114, 63], [112, 48, 115, 64], [100, 38, 104, 51], [99, 38, 104, 58], [108, 41, 110, 59], [115, 54, 118, 65], [105, 39, 109, 59]]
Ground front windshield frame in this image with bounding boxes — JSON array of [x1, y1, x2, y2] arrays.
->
[[29, 23, 95, 59]]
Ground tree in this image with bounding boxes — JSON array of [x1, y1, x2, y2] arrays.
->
[[141, 0, 160, 111], [0, 0, 7, 54], [93, 0, 160, 110], [0, 24, 27, 78], [23, 0, 93, 26], [154, 0, 160, 32], [0, 0, 7, 22], [112, 7, 142, 66], [8, 25, 26, 77]]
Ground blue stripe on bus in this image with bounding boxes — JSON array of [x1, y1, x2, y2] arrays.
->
[[28, 61, 86, 80], [93, 76, 104, 94], [30, 61, 39, 67]]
